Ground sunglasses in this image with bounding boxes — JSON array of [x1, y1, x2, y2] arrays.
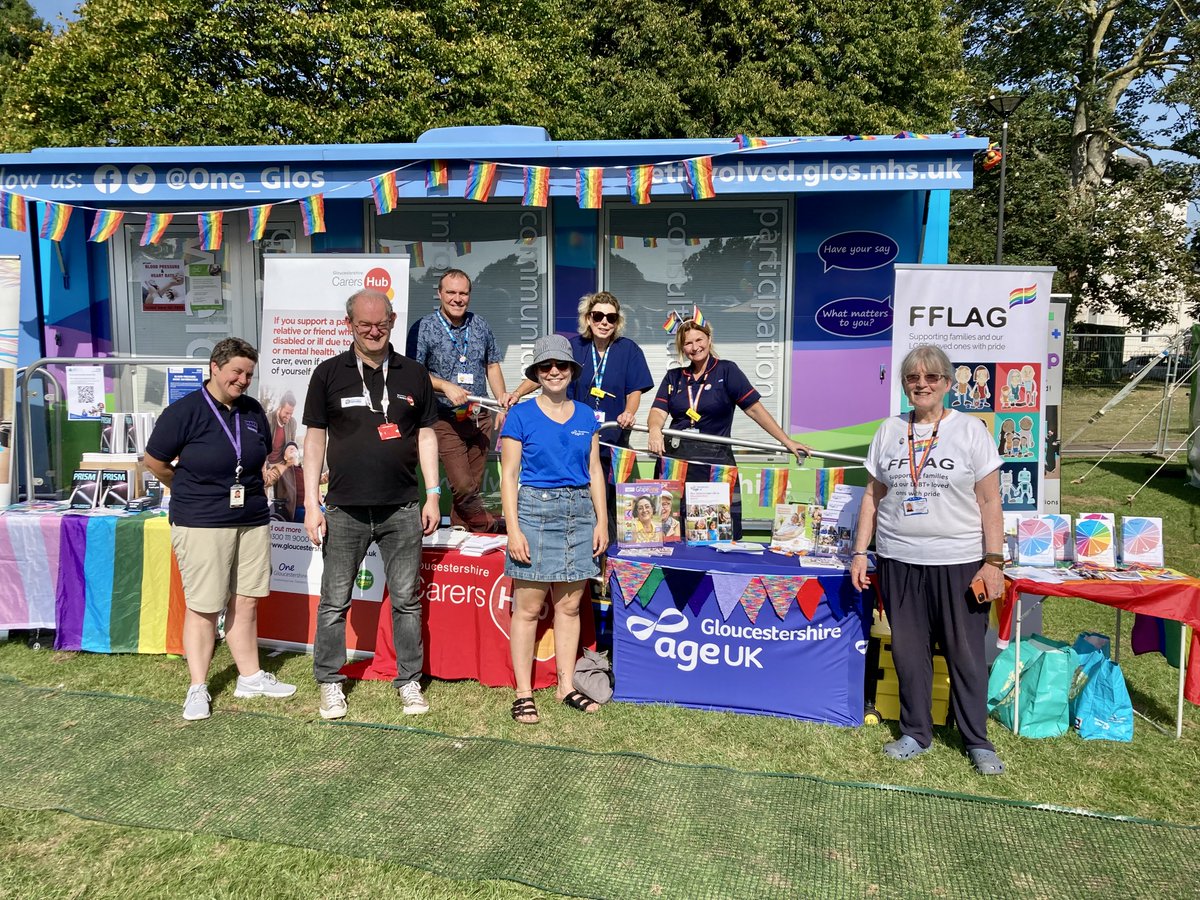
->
[[904, 373, 946, 386], [590, 311, 620, 325], [537, 360, 572, 374]]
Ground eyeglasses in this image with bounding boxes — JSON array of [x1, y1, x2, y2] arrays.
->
[[590, 311, 620, 325], [904, 373, 946, 386], [537, 360, 572, 374], [352, 319, 393, 335]]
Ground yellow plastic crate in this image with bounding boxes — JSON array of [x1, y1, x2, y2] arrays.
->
[[872, 638, 952, 726]]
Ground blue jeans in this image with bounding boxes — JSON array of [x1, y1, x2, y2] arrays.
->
[[313, 503, 423, 686]]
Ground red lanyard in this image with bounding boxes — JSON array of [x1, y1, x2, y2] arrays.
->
[[906, 410, 945, 489]]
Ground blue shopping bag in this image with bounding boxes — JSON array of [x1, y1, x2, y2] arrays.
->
[[1073, 657, 1134, 742], [1070, 632, 1111, 722], [987, 634, 1080, 738]]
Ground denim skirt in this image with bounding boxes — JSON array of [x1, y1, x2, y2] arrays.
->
[[505, 485, 599, 583]]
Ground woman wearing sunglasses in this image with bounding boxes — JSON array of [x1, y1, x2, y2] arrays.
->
[[515, 292, 652, 540], [849, 345, 1006, 776], [500, 334, 608, 724]]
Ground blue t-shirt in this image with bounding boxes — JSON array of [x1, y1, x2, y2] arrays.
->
[[565, 335, 654, 425], [406, 309, 501, 409], [651, 358, 760, 438], [500, 400, 599, 488], [146, 384, 271, 527]]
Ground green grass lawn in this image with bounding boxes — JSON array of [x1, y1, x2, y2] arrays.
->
[[2, 458, 1199, 898], [1061, 384, 1194, 449]]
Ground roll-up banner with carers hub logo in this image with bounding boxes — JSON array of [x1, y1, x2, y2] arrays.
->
[[892, 265, 1055, 514], [612, 570, 867, 725]]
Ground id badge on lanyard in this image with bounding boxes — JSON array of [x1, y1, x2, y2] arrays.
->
[[903, 410, 944, 517]]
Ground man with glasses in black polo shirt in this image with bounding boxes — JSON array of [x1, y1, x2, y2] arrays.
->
[[302, 289, 442, 720]]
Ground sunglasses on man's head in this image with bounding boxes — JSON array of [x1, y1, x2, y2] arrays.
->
[[537, 360, 572, 374], [590, 311, 619, 324]]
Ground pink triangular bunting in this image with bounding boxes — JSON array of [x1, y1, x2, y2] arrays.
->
[[761, 575, 807, 621], [711, 573, 753, 620], [610, 559, 653, 605], [740, 577, 769, 624], [796, 577, 824, 620]]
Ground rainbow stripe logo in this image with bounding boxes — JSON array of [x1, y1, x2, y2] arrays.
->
[[140, 213, 172, 246], [627, 166, 653, 205], [88, 209, 124, 243], [370, 171, 399, 215], [246, 205, 272, 242], [1008, 284, 1037, 308], [299, 194, 325, 235], [197, 211, 223, 250], [683, 157, 715, 200], [0, 192, 26, 232], [39, 202, 72, 242], [522, 166, 550, 207], [427, 159, 449, 190], [465, 162, 498, 202], [576, 168, 603, 209]]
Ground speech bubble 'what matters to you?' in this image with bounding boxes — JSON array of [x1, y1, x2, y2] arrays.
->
[[815, 296, 894, 338]]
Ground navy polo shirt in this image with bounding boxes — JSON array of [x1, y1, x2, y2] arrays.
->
[[146, 385, 271, 527], [302, 346, 438, 506], [405, 309, 501, 410], [565, 335, 654, 424], [651, 358, 760, 438]]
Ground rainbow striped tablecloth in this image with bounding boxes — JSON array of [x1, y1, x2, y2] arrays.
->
[[0, 512, 185, 654]]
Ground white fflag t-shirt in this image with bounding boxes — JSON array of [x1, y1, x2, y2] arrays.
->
[[864, 409, 1002, 565]]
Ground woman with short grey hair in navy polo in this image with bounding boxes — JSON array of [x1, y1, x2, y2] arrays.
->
[[500, 333, 607, 725]]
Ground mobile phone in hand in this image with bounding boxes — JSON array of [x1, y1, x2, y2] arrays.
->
[[969, 576, 988, 604]]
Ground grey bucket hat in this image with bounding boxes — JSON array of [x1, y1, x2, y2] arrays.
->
[[523, 333, 582, 382]]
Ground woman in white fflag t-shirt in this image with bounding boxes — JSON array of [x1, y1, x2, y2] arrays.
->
[[850, 345, 1006, 776]]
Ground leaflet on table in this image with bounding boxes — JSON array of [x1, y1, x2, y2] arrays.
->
[[1075, 513, 1117, 568], [823, 484, 864, 555], [712, 541, 765, 554], [639, 479, 684, 543], [683, 481, 732, 545], [422, 527, 471, 548], [769, 503, 817, 553], [1015, 515, 1058, 567], [1120, 516, 1164, 567], [616, 482, 664, 549]]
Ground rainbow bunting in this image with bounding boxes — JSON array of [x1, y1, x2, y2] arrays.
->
[[609, 446, 638, 484], [454, 241, 472, 256], [683, 157, 715, 200], [0, 192, 26, 232], [691, 305, 707, 328], [627, 166, 653, 205], [758, 468, 789, 507], [734, 135, 768, 149], [662, 310, 681, 334], [197, 211, 223, 250], [370, 171, 399, 215], [299, 194, 325, 235], [642, 236, 658, 248], [610, 235, 625, 250], [140, 213, 172, 246], [87, 209, 124, 243], [39, 202, 72, 242], [246, 205, 272, 242], [576, 168, 603, 209], [710, 464, 738, 487], [842, 135, 877, 141], [1008, 284, 1037, 308], [659, 457, 688, 483], [409, 242, 425, 267], [427, 159, 449, 190], [815, 467, 845, 507], [522, 166, 550, 207], [893, 131, 929, 139], [686, 236, 702, 246], [464, 162, 498, 202]]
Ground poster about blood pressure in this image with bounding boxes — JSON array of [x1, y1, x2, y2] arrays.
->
[[891, 265, 1055, 513]]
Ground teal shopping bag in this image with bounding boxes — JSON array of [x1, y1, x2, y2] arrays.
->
[[1073, 657, 1135, 742], [987, 634, 1081, 738]]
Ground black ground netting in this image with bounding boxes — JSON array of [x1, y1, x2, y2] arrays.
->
[[1, 678, 1198, 899]]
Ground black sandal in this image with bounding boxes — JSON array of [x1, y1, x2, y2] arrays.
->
[[561, 690, 599, 713], [510, 695, 539, 725]]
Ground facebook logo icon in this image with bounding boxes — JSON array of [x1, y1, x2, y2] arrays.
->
[[94, 165, 122, 194]]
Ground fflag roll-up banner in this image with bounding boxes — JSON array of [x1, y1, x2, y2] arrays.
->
[[892, 265, 1055, 513], [257, 254, 410, 651]]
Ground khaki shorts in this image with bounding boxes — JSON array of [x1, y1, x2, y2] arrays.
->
[[171, 524, 271, 614]]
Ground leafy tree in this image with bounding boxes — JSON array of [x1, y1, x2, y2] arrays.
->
[[0, 0, 43, 70]]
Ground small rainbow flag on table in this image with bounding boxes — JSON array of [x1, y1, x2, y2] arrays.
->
[[576, 168, 603, 209], [197, 211, 223, 250], [465, 162, 498, 201], [609, 445, 638, 484], [0, 192, 26, 231], [627, 165, 653, 204], [815, 467, 845, 506], [709, 464, 738, 487], [427, 159, 449, 189], [140, 213, 172, 246], [522, 166, 550, 207], [1008, 284, 1037, 307], [370, 171, 399, 214], [734, 135, 768, 149], [658, 457, 688, 483], [299, 194, 325, 235], [758, 468, 789, 507], [39, 202, 72, 241], [87, 209, 123, 243], [246, 204, 272, 242], [683, 157, 715, 200]]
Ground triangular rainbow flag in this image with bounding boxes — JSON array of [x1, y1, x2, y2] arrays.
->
[[627, 165, 653, 205], [87, 209, 123, 243], [0, 192, 26, 232], [758, 468, 789, 507], [140, 213, 172, 246], [609, 445, 638, 484], [761, 575, 806, 620], [815, 467, 845, 507], [691, 305, 707, 328], [734, 135, 768, 149], [246, 204, 272, 242], [39, 202, 72, 241], [370, 171, 399, 215], [609, 235, 625, 250], [464, 162, 498, 202], [409, 242, 424, 267], [658, 457, 688, 483], [683, 157, 715, 200], [522, 166, 550, 207], [299, 194, 325, 235], [197, 211, 223, 250], [576, 168, 603, 209], [709, 464, 738, 487], [427, 159, 449, 190]]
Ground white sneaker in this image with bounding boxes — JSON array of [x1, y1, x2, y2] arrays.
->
[[398, 680, 429, 715], [319, 682, 347, 720], [234, 670, 297, 699], [183, 684, 211, 721]]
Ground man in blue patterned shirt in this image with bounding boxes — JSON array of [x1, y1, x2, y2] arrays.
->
[[406, 269, 513, 532]]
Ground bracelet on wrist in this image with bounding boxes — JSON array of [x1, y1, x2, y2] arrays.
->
[[984, 558, 1005, 569], [426, 486, 442, 495], [851, 550, 869, 557]]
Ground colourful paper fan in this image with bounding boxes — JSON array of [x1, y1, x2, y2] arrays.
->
[[1018, 518, 1053, 558], [1076, 518, 1112, 558], [1123, 518, 1161, 555]]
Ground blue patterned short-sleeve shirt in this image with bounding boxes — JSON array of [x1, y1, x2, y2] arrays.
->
[[406, 309, 502, 408]]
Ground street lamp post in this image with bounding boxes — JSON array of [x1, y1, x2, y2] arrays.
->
[[985, 93, 1027, 265]]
